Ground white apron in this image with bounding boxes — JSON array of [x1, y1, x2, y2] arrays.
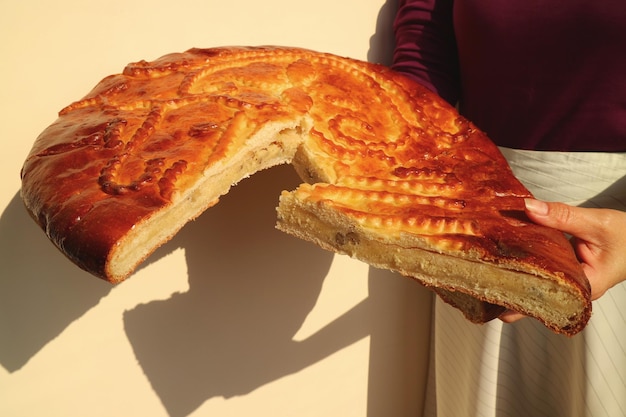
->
[[423, 149, 626, 417]]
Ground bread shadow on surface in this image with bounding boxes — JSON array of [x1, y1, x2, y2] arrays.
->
[[124, 166, 430, 417], [123, 164, 338, 416], [0, 192, 112, 372], [123, 164, 432, 417]]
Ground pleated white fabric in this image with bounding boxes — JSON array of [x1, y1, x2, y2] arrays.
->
[[423, 148, 626, 417]]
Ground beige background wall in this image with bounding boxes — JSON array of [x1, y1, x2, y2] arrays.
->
[[0, 1, 433, 416]]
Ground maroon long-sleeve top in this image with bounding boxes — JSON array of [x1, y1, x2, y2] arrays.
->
[[392, 0, 626, 151]]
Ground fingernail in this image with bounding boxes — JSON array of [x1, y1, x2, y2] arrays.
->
[[524, 198, 549, 216]]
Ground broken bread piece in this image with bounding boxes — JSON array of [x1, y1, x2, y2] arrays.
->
[[20, 46, 590, 335]]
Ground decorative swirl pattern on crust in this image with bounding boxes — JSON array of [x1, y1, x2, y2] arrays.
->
[[20, 45, 536, 272], [26, 46, 506, 207]]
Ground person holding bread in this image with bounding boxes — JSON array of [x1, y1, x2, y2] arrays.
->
[[392, 0, 626, 415]]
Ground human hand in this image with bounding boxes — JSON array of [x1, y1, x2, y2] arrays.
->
[[500, 198, 626, 323]]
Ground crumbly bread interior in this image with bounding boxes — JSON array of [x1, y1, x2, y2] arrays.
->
[[276, 188, 589, 334], [108, 120, 306, 281]]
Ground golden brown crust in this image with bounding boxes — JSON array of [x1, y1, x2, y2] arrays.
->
[[21, 47, 312, 281], [20, 46, 591, 334]]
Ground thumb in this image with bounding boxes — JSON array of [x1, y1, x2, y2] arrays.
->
[[523, 198, 590, 238]]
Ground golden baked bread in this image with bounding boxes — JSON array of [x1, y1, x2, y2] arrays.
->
[[20, 46, 591, 335]]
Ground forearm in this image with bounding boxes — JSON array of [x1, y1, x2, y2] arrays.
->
[[392, 0, 460, 104]]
